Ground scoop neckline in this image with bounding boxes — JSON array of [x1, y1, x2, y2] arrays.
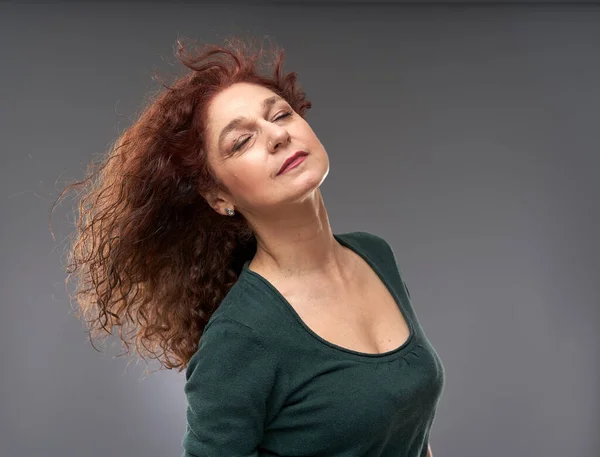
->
[[241, 232, 416, 363]]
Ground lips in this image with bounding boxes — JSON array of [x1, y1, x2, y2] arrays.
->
[[278, 151, 308, 175]]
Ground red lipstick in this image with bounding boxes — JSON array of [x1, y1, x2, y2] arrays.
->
[[277, 151, 308, 175]]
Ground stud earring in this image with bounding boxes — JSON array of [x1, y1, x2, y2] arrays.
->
[[224, 208, 235, 216]]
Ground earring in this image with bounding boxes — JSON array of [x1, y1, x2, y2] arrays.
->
[[225, 208, 235, 216]]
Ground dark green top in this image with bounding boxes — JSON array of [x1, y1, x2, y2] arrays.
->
[[181, 231, 445, 457]]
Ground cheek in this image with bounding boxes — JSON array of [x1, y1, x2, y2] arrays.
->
[[227, 159, 270, 192], [228, 167, 278, 207], [299, 122, 321, 146]]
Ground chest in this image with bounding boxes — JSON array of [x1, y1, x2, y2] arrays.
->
[[266, 263, 411, 355]]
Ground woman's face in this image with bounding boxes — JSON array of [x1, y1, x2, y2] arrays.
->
[[203, 82, 329, 215]]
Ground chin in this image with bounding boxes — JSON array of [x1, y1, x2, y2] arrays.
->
[[295, 160, 329, 193]]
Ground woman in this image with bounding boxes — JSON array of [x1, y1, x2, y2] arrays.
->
[[53, 37, 444, 457]]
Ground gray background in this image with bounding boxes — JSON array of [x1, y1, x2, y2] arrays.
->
[[1, 2, 599, 456]]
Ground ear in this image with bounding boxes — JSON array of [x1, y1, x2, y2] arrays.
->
[[201, 190, 232, 216]]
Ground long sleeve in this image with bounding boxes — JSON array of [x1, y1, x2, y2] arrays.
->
[[181, 316, 277, 457]]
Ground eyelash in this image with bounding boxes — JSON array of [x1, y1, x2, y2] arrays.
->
[[232, 111, 292, 152]]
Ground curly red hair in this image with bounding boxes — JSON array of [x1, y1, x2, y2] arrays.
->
[[50, 36, 312, 372]]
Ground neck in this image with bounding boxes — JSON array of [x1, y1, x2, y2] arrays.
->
[[246, 190, 349, 280]]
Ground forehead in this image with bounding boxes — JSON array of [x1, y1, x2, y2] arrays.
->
[[208, 83, 279, 123]]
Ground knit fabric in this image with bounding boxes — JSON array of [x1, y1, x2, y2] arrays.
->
[[182, 231, 445, 457]]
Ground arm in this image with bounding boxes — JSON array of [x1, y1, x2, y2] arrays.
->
[[427, 443, 433, 457], [181, 317, 276, 457]]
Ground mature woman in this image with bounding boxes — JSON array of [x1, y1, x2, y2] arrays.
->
[[54, 37, 444, 457]]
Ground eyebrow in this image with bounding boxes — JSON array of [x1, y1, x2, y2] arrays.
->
[[217, 95, 284, 151]]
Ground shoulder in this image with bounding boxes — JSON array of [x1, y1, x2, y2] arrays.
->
[[338, 230, 396, 260], [200, 275, 285, 350], [186, 315, 273, 380], [340, 230, 409, 289]]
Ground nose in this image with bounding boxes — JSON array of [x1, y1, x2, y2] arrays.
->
[[267, 125, 291, 153]]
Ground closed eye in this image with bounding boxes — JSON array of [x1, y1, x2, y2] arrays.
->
[[274, 111, 292, 121], [232, 111, 293, 152]]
